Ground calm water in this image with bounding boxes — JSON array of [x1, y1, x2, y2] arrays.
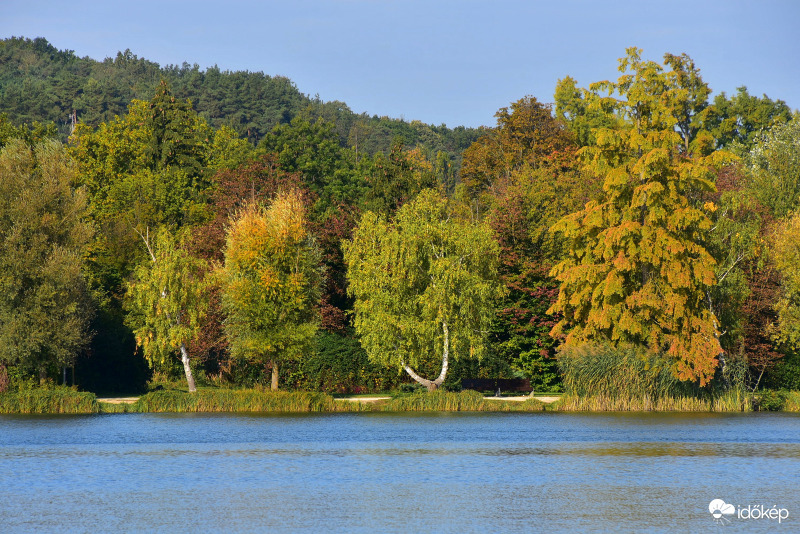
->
[[1, 412, 799, 533]]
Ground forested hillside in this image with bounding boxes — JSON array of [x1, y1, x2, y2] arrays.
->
[[0, 37, 479, 160], [1, 38, 799, 410]]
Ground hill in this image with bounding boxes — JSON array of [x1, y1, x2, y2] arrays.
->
[[0, 36, 480, 160]]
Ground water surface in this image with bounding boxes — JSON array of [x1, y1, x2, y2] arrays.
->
[[1, 412, 798, 532]]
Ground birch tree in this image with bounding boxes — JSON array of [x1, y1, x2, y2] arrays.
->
[[126, 228, 207, 392], [344, 190, 503, 390]]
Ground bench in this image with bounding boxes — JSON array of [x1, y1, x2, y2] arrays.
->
[[461, 378, 532, 395]]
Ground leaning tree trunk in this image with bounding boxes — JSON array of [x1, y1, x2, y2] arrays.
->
[[179, 343, 197, 393], [402, 321, 450, 392]]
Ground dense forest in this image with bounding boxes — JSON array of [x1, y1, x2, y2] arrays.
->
[[1, 37, 798, 405]]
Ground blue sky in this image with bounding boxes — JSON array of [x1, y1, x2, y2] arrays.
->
[[2, 0, 798, 128]]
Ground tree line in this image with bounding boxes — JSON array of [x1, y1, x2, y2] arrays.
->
[[0, 42, 798, 397]]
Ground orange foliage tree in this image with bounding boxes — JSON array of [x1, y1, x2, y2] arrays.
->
[[549, 49, 729, 385]]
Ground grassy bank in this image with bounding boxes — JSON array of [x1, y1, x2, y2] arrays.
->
[[4, 387, 799, 414], [379, 390, 547, 412], [111, 389, 369, 413], [0, 387, 98, 414], [554, 389, 753, 412]]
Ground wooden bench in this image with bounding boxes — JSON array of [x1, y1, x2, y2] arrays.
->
[[461, 378, 532, 395]]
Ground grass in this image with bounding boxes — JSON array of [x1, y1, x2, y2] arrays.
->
[[552, 342, 764, 412], [0, 387, 98, 414], [119, 388, 369, 413], [2, 384, 796, 415], [380, 390, 547, 412], [553, 389, 753, 412], [784, 391, 800, 412]]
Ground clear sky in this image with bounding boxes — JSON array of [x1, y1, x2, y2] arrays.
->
[[2, 0, 798, 128]]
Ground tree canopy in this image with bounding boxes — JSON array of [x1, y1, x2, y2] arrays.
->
[[221, 190, 322, 390], [344, 190, 503, 390], [0, 140, 93, 381], [549, 48, 728, 385]]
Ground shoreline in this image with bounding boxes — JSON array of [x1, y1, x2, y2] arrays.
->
[[4, 388, 799, 414]]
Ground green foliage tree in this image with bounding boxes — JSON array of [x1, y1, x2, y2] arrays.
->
[[554, 76, 614, 147], [126, 228, 207, 392], [771, 213, 800, 352], [344, 190, 504, 390], [0, 140, 93, 385], [258, 116, 364, 210], [549, 48, 728, 386], [362, 140, 437, 215], [745, 114, 800, 219], [221, 190, 322, 390], [70, 88, 214, 295], [487, 163, 600, 389], [706, 86, 792, 151]]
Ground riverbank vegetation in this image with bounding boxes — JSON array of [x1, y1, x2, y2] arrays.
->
[[1, 37, 800, 412]]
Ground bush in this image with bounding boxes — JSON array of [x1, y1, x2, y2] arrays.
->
[[291, 330, 402, 393], [754, 390, 787, 411]]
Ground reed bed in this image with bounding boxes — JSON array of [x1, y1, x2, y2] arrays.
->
[[554, 390, 752, 412], [554, 343, 755, 412], [0, 388, 98, 414], [129, 389, 367, 413], [380, 390, 547, 412], [783, 391, 800, 412]]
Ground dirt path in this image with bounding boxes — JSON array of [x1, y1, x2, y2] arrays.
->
[[335, 396, 392, 403], [96, 397, 140, 404], [487, 395, 561, 403]]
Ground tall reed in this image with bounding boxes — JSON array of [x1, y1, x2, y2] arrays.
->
[[783, 391, 800, 412], [556, 343, 752, 412], [0, 388, 98, 414], [380, 390, 547, 412], [131, 389, 366, 413]]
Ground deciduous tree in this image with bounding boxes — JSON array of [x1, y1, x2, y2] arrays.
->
[[0, 140, 93, 384], [344, 190, 503, 390], [549, 49, 727, 385], [126, 228, 207, 392], [221, 190, 322, 390]]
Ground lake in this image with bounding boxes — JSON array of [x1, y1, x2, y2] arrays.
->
[[1, 412, 799, 532]]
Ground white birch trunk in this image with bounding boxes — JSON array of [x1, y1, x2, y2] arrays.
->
[[179, 343, 197, 393], [402, 321, 449, 391], [271, 360, 279, 391]]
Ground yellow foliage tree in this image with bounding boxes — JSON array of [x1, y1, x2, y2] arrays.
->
[[549, 49, 727, 385], [221, 190, 322, 390]]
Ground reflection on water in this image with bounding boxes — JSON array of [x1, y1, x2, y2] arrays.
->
[[1, 412, 799, 532]]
